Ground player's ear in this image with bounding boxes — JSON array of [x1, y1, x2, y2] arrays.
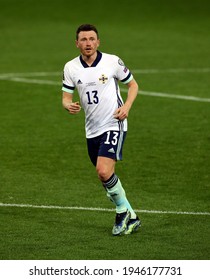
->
[[97, 39, 100, 47], [75, 40, 79, 48]]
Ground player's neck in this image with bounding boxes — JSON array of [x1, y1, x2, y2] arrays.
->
[[81, 51, 98, 66]]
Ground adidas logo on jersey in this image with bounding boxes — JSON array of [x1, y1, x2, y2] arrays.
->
[[108, 148, 115, 153], [77, 79, 83, 84]]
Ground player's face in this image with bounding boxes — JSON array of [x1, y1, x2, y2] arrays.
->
[[76, 31, 100, 58]]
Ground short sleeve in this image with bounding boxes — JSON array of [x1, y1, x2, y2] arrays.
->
[[115, 57, 133, 84], [62, 63, 75, 93]]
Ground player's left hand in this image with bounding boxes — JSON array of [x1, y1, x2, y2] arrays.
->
[[114, 105, 129, 120]]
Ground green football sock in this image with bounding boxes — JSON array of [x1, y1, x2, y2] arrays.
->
[[103, 173, 137, 218]]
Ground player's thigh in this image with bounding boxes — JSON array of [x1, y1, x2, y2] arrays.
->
[[86, 136, 100, 166], [96, 156, 116, 181]]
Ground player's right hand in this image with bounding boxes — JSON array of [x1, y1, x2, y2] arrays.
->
[[67, 102, 81, 114]]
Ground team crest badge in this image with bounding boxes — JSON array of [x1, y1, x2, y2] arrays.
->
[[99, 74, 108, 84]]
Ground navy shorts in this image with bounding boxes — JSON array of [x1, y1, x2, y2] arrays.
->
[[87, 130, 127, 166]]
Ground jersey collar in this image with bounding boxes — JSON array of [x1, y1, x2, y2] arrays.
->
[[79, 51, 102, 68]]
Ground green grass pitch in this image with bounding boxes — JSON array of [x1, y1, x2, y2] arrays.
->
[[0, 0, 210, 260]]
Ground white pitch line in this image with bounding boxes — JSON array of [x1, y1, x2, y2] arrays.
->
[[9, 77, 60, 85], [0, 203, 209, 216], [1, 70, 210, 103], [132, 68, 210, 74], [0, 72, 61, 78], [120, 88, 210, 103], [139, 90, 210, 103], [0, 68, 210, 78]]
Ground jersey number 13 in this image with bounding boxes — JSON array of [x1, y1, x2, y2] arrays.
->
[[86, 90, 99, 104]]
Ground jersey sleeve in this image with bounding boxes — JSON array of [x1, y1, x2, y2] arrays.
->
[[62, 63, 75, 94], [115, 56, 133, 84]]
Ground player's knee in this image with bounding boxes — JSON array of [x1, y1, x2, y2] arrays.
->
[[96, 165, 110, 182]]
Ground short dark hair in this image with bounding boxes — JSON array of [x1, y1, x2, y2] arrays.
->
[[76, 24, 99, 40]]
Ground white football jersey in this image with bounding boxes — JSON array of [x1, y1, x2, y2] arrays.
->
[[62, 51, 133, 138]]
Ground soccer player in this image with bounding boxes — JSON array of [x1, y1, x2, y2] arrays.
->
[[62, 24, 140, 236]]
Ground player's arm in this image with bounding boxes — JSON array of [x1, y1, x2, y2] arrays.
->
[[62, 91, 81, 114], [114, 78, 138, 120]]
